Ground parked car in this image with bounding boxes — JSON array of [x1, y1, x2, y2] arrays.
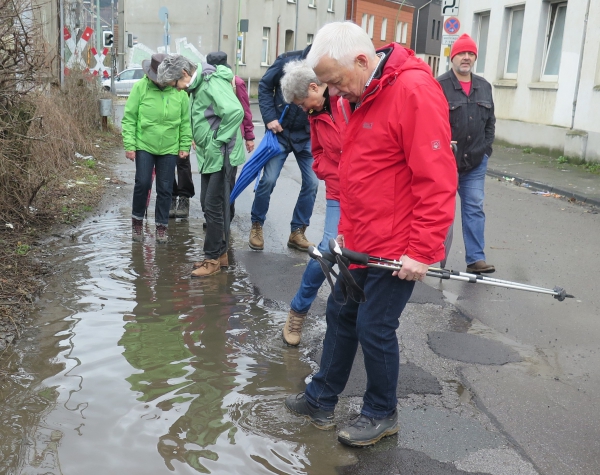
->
[[102, 68, 144, 95]]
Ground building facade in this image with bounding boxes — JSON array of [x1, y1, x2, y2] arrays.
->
[[121, 0, 345, 95], [443, 0, 600, 161], [409, 0, 442, 76], [346, 0, 414, 49]]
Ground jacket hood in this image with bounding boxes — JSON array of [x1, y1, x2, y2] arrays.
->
[[188, 63, 233, 91], [377, 43, 431, 79], [206, 51, 231, 69]]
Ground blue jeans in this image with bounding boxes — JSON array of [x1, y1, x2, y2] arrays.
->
[[305, 268, 415, 419], [458, 154, 488, 265], [132, 150, 177, 226], [290, 200, 340, 314], [251, 140, 318, 232]]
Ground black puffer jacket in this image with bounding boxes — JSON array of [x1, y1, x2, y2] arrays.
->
[[258, 45, 312, 153], [437, 70, 495, 173]]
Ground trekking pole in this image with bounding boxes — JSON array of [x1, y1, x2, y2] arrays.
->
[[324, 239, 574, 302]]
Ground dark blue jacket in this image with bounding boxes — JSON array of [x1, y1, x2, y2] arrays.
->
[[258, 46, 311, 153]]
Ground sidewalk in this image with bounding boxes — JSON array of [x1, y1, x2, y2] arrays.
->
[[488, 145, 600, 208]]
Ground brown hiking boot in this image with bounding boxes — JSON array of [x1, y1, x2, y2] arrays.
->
[[194, 252, 228, 269], [132, 218, 143, 242], [249, 222, 264, 250], [191, 259, 221, 277], [287, 226, 314, 252], [466, 260, 495, 274], [282, 309, 307, 346]]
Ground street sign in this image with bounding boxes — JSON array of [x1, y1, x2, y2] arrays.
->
[[442, 0, 459, 16], [158, 6, 169, 22], [442, 35, 459, 45], [443, 17, 460, 35]]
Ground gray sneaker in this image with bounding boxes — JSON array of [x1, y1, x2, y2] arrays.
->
[[175, 197, 190, 218], [284, 393, 335, 430], [337, 411, 399, 447]]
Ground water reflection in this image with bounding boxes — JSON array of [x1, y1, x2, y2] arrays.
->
[[0, 212, 353, 475]]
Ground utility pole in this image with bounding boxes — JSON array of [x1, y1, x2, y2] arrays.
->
[[96, 0, 101, 50], [110, 0, 115, 94]]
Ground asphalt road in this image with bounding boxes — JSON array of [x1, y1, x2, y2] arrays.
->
[[113, 101, 600, 474]]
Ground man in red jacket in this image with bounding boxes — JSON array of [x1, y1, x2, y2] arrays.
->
[[284, 22, 457, 447]]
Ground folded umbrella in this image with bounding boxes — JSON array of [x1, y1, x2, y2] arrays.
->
[[229, 106, 288, 204]]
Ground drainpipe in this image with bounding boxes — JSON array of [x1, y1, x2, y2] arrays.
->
[[294, 0, 299, 50], [350, 0, 355, 21], [415, 1, 431, 52], [571, 0, 591, 130], [218, 0, 223, 50], [276, 15, 281, 57]]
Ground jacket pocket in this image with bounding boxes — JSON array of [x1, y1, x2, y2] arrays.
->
[[477, 101, 492, 122], [448, 102, 463, 128]]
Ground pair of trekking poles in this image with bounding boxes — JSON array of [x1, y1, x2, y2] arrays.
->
[[308, 239, 573, 304]]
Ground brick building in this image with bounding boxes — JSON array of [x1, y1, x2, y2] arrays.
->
[[346, 0, 414, 49]]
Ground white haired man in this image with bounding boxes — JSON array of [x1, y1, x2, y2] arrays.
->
[[283, 22, 458, 447]]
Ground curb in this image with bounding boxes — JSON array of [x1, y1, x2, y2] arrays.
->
[[486, 168, 600, 209]]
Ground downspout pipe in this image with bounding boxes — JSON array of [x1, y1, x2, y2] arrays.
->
[[276, 15, 281, 57], [571, 0, 591, 130], [59, 0, 65, 87], [415, 1, 432, 52], [218, 0, 223, 51], [294, 0, 299, 50]]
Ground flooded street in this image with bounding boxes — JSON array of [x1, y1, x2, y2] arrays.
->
[[2, 119, 600, 474], [0, 207, 359, 474]]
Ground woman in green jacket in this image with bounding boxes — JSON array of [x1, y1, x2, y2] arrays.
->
[[158, 55, 244, 276], [122, 53, 192, 243]]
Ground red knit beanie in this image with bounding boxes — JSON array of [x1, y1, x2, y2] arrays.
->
[[450, 34, 478, 59]]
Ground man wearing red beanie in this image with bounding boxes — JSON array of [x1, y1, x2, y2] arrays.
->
[[437, 34, 496, 274]]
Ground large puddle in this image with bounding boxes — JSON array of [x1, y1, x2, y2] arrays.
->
[[0, 210, 357, 474]]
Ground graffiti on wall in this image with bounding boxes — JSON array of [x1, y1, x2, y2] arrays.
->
[[127, 37, 205, 68]]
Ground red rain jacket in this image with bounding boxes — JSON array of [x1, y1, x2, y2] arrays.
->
[[338, 44, 457, 265], [308, 95, 350, 201]]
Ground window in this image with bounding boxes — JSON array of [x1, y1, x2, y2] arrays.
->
[[362, 14, 368, 31], [328, 0, 334, 12], [436, 20, 441, 40], [307, 33, 314, 45], [395, 21, 407, 44], [308, 0, 316, 8], [133, 69, 144, 79], [238, 32, 246, 65], [381, 18, 387, 41], [261, 27, 270, 65], [475, 12, 490, 74], [368, 15, 375, 39], [541, 2, 567, 81], [504, 7, 525, 79], [431, 19, 436, 39], [119, 69, 136, 80]]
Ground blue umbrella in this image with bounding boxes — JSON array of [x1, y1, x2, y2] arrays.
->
[[229, 106, 288, 204]]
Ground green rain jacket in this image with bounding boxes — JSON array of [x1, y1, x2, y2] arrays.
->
[[188, 64, 245, 174], [122, 76, 192, 155]]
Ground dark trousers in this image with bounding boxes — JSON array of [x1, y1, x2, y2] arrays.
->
[[131, 150, 176, 226], [172, 156, 195, 198], [202, 166, 237, 222], [200, 169, 227, 260], [304, 267, 415, 419]]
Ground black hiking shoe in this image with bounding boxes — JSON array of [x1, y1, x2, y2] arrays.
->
[[176, 197, 189, 218], [284, 393, 335, 430], [168, 198, 177, 218], [337, 411, 399, 447], [132, 218, 143, 242]]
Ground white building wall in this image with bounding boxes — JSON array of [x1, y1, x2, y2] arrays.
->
[[124, 0, 344, 95], [442, 0, 599, 161]]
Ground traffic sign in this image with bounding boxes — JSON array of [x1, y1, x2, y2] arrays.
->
[[443, 17, 460, 35], [442, 35, 459, 46], [442, 0, 459, 16]]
